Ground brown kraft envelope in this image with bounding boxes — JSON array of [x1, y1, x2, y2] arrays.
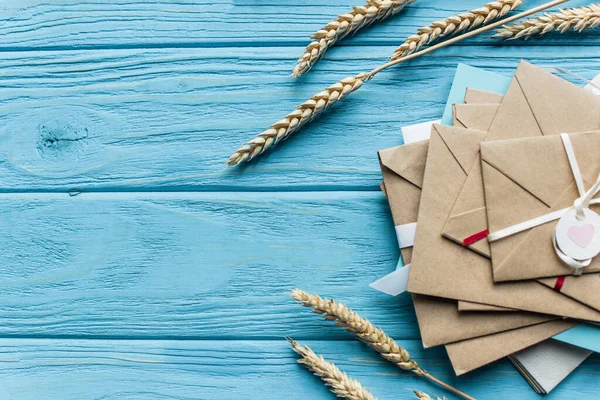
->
[[377, 122, 572, 371], [380, 88, 500, 262], [458, 302, 515, 312], [482, 132, 600, 309], [449, 95, 502, 258], [451, 93, 513, 313], [464, 88, 503, 104], [378, 141, 551, 346], [379, 141, 428, 265], [407, 124, 600, 323], [453, 103, 499, 130], [379, 139, 510, 313], [407, 125, 562, 348], [382, 88, 522, 315], [441, 61, 600, 258], [412, 294, 552, 348], [453, 87, 501, 129], [446, 319, 577, 376]]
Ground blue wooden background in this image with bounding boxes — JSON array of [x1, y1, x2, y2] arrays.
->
[[1, 0, 600, 398]]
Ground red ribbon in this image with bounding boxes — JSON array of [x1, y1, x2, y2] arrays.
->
[[463, 230, 489, 246], [554, 276, 566, 292]]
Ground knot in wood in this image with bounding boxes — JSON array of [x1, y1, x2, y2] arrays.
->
[[36, 119, 89, 161]]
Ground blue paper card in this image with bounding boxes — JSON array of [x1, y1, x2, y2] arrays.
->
[[441, 64, 512, 125], [442, 63, 597, 353], [554, 324, 600, 352]]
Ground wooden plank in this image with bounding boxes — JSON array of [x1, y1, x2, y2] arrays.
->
[[0, 191, 422, 339], [0, 338, 592, 399], [1, 46, 599, 191], [0, 0, 595, 49]]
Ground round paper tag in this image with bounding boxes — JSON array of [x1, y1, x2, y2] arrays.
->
[[555, 208, 600, 261]]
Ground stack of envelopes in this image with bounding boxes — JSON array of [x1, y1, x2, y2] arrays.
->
[[374, 60, 600, 393]]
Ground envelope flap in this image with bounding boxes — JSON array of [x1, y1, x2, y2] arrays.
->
[[517, 61, 600, 135], [481, 132, 600, 207], [378, 141, 429, 188], [454, 103, 499, 131], [464, 88, 503, 104], [485, 74, 543, 142], [443, 208, 491, 257], [481, 135, 572, 206], [434, 124, 486, 174]]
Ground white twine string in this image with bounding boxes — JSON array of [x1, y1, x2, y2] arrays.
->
[[548, 67, 600, 94], [488, 134, 600, 275]]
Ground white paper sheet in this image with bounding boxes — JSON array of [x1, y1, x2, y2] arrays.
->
[[395, 222, 417, 249], [401, 119, 438, 144], [369, 264, 411, 296], [510, 339, 591, 394], [585, 72, 600, 95]]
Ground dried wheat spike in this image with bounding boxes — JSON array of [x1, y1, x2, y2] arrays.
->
[[494, 4, 600, 39], [391, 0, 523, 60], [288, 338, 379, 400], [291, 289, 475, 400], [291, 289, 424, 373], [227, 73, 368, 167], [413, 390, 447, 400], [292, 0, 415, 78]]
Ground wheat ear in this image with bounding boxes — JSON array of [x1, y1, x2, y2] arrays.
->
[[288, 338, 379, 400], [413, 390, 447, 400], [291, 289, 475, 400], [227, 73, 368, 166], [391, 0, 523, 60], [227, 0, 568, 167], [494, 4, 600, 39], [292, 0, 415, 78]]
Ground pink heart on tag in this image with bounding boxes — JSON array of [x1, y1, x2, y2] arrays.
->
[[568, 224, 596, 248]]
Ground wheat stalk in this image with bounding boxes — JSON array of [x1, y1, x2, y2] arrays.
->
[[413, 390, 447, 400], [494, 4, 600, 39], [291, 289, 422, 373], [288, 338, 379, 400], [227, 73, 368, 166], [292, 0, 415, 78], [291, 289, 475, 400], [391, 0, 524, 60], [226, 0, 569, 167]]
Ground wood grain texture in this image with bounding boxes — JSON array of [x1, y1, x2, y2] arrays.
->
[[0, 0, 597, 49], [1, 46, 600, 191], [0, 191, 417, 339], [2, 0, 600, 397], [3, 338, 598, 400]]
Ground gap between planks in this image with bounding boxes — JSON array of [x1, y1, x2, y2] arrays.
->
[[0, 189, 385, 196], [0, 43, 594, 53]]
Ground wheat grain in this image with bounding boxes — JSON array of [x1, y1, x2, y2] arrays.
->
[[494, 4, 600, 39], [391, 0, 523, 60], [292, 0, 415, 78], [413, 390, 447, 400], [290, 289, 475, 400], [288, 338, 378, 400], [227, 73, 368, 167]]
